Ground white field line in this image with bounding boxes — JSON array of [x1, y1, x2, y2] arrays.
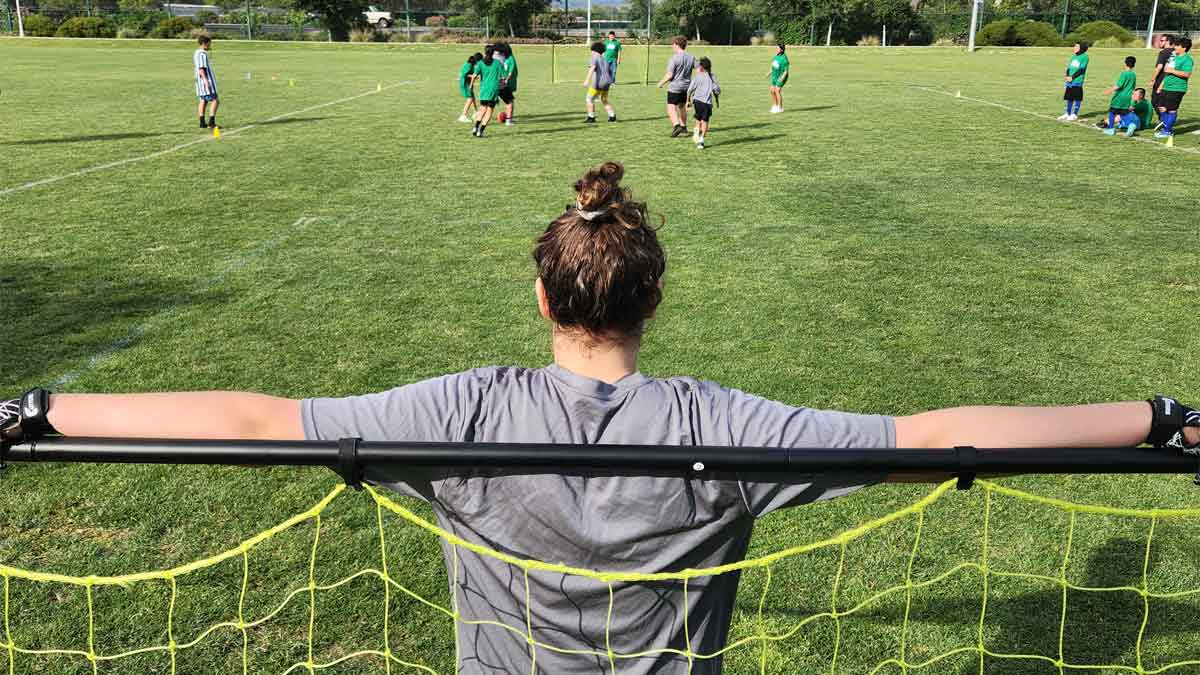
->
[[53, 216, 319, 389], [1, 81, 415, 198], [911, 85, 1200, 156]]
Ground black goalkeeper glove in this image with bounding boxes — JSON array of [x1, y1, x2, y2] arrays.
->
[[0, 388, 58, 450], [1147, 395, 1200, 453]]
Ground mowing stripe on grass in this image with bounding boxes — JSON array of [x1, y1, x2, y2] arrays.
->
[[53, 216, 320, 389], [0, 81, 416, 198], [912, 85, 1200, 156]]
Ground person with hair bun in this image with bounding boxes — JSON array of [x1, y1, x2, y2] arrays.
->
[[6, 163, 1200, 674]]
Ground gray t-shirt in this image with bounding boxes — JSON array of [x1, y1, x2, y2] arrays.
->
[[303, 365, 894, 674], [591, 53, 614, 90], [687, 72, 720, 105], [664, 51, 696, 93]]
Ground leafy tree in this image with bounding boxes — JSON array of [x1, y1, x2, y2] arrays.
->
[[286, 0, 369, 39], [653, 0, 732, 40], [490, 0, 548, 35]]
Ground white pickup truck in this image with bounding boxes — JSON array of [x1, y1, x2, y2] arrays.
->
[[363, 6, 393, 28]]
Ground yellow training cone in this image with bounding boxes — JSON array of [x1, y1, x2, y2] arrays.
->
[[212, 126, 220, 139], [377, 82, 383, 92], [1166, 134, 1174, 148], [955, 90, 962, 98]]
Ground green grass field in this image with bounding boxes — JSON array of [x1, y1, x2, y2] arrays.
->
[[2, 37, 1200, 674]]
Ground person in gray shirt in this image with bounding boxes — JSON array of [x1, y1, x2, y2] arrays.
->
[[657, 36, 696, 137], [687, 57, 720, 149], [7, 163, 1200, 674], [583, 41, 616, 123]]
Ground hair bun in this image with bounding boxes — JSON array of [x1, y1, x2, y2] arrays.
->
[[575, 161, 625, 212]]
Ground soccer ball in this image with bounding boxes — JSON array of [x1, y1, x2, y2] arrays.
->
[[498, 112, 509, 123]]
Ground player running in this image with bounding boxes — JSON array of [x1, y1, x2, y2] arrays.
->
[[457, 52, 481, 123], [604, 31, 622, 82], [1059, 41, 1089, 121], [769, 42, 789, 113], [5, 161, 1199, 675], [194, 35, 219, 130], [472, 45, 503, 138], [583, 41, 616, 124], [1155, 37, 1193, 140], [657, 36, 696, 137]]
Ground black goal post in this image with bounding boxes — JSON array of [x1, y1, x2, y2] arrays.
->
[[3, 438, 1197, 490]]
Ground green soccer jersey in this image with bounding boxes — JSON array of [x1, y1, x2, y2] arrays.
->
[[458, 61, 474, 97], [501, 54, 518, 91], [771, 53, 789, 85], [604, 39, 621, 64], [1109, 70, 1135, 109], [1163, 52, 1193, 93], [475, 59, 503, 101], [1066, 52, 1088, 85], [1133, 99, 1153, 128]]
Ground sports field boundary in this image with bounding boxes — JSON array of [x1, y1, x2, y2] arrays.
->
[[0, 81, 415, 198], [912, 84, 1200, 156]]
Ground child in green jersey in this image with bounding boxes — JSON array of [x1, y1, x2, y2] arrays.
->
[[1123, 89, 1154, 136], [1155, 37, 1192, 139], [1059, 42, 1089, 121], [604, 31, 622, 82], [496, 42, 518, 125], [472, 45, 503, 138], [457, 52, 482, 123], [769, 43, 789, 113], [1100, 56, 1136, 135]]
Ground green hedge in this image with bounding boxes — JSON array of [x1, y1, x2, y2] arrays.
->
[[976, 18, 1061, 46], [23, 14, 57, 36], [147, 16, 198, 38], [1065, 20, 1133, 46], [55, 16, 117, 38]]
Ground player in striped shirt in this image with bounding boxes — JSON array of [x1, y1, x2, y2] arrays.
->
[[194, 35, 219, 129]]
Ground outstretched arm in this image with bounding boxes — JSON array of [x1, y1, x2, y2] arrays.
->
[[41, 392, 303, 440], [890, 400, 1199, 482]]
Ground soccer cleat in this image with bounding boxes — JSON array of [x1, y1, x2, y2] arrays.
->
[[1066, 114, 1078, 121], [1155, 131, 1172, 139], [696, 142, 704, 149], [1154, 122, 1164, 132], [505, 119, 514, 126], [1103, 127, 1116, 136], [199, 120, 208, 128], [1125, 124, 1137, 137], [1057, 113, 1070, 120], [608, 115, 616, 122], [671, 124, 685, 137], [585, 116, 597, 124], [458, 114, 471, 123]]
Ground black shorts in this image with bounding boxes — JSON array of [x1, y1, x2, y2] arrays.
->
[[693, 100, 712, 121], [667, 90, 686, 106], [1158, 90, 1185, 112], [1151, 82, 1166, 108], [1063, 85, 1084, 101], [480, 99, 498, 108], [498, 87, 514, 104]]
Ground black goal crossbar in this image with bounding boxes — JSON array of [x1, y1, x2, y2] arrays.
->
[[2, 438, 1196, 490]]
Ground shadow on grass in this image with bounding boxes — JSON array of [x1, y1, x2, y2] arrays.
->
[[255, 116, 331, 126], [2, 132, 187, 146], [710, 134, 786, 148], [762, 536, 1197, 673], [0, 259, 229, 390]]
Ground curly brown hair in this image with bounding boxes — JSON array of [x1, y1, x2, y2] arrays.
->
[[532, 162, 665, 341]]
